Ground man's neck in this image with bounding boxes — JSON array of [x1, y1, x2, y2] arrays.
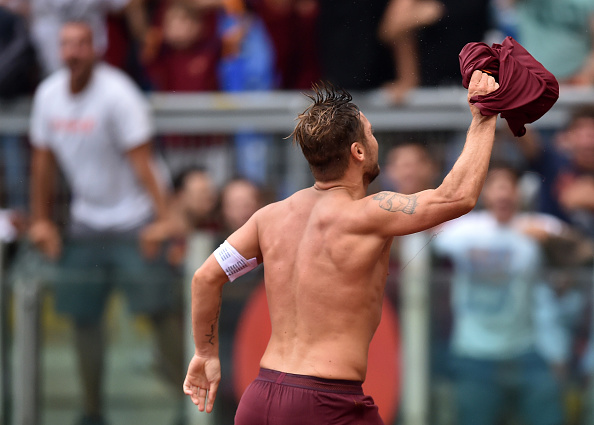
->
[[491, 211, 514, 225], [70, 67, 93, 94], [313, 179, 368, 199]]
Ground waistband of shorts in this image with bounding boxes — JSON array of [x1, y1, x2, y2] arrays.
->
[[256, 368, 364, 395]]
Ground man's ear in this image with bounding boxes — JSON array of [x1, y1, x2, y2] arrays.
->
[[350, 142, 366, 163]]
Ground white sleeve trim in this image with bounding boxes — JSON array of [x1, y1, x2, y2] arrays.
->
[[213, 240, 258, 282]]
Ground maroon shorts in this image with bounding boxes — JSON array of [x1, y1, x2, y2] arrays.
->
[[234, 368, 384, 425]]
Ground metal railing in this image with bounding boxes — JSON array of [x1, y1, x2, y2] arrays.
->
[[1, 86, 593, 135]]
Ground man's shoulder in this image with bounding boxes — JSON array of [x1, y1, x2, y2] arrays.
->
[[252, 190, 311, 225], [94, 63, 143, 93], [253, 198, 285, 220], [35, 69, 68, 99], [270, 188, 310, 207]]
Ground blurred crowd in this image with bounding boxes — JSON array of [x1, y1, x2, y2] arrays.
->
[[1, 0, 594, 99], [0, 1, 594, 425]]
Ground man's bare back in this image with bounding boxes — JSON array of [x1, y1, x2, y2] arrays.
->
[[256, 187, 393, 381], [183, 72, 500, 418]]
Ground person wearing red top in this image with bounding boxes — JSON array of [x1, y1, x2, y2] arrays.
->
[[145, 1, 220, 91], [254, 0, 319, 89]]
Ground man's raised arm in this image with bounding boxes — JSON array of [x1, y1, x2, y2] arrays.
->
[[364, 70, 499, 236]]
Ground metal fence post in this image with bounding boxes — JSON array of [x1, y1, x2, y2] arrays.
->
[[183, 232, 215, 425], [400, 232, 432, 425], [12, 272, 42, 425]]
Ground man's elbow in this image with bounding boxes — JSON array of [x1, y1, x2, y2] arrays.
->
[[456, 186, 481, 214], [444, 191, 478, 218], [458, 196, 477, 216], [437, 185, 478, 216], [192, 265, 227, 289]]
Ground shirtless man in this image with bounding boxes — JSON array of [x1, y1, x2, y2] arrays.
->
[[183, 70, 499, 424]]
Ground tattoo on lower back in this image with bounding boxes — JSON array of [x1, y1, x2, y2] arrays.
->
[[373, 192, 418, 214]]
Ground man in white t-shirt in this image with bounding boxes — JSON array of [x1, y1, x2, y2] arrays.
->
[[434, 165, 565, 425], [28, 21, 183, 425]]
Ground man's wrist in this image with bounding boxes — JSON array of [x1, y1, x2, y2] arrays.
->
[[195, 347, 219, 358], [470, 112, 497, 129]]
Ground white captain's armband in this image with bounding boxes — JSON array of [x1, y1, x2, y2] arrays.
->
[[213, 240, 258, 282]]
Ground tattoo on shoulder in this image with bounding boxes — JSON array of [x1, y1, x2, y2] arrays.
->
[[372, 192, 418, 214]]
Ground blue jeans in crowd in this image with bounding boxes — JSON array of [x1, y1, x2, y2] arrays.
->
[[451, 350, 563, 425]]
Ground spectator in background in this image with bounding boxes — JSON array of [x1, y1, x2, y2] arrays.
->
[[172, 166, 219, 232], [254, 0, 319, 89], [144, 0, 220, 91], [434, 165, 566, 425], [217, 0, 276, 184], [144, 166, 220, 267], [141, 0, 220, 66], [29, 0, 133, 75], [383, 142, 439, 194], [513, 211, 591, 390], [518, 106, 594, 239], [28, 21, 183, 425], [146, 0, 222, 64], [0, 4, 38, 213], [555, 114, 594, 240], [220, 177, 263, 233], [378, 0, 489, 103], [0, 3, 37, 99], [515, 0, 594, 86], [218, 0, 275, 92], [143, 1, 229, 186]]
